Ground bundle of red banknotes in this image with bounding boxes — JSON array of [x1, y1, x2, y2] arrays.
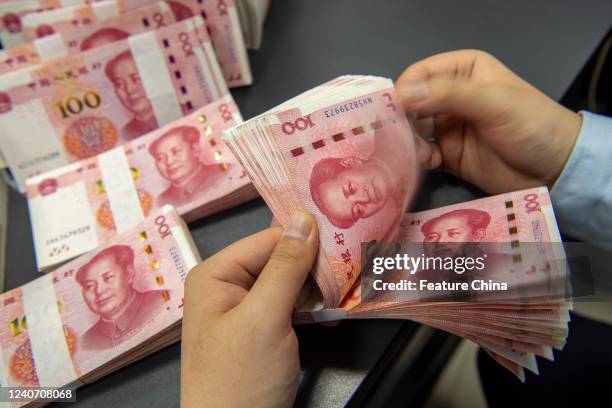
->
[[224, 75, 572, 382], [0, 70, 573, 405], [0, 0, 253, 192]]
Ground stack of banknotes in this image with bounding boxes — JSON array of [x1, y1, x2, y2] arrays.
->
[[235, 0, 270, 50], [0, 177, 6, 292], [0, 205, 200, 405], [0, 0, 252, 86], [26, 95, 257, 270], [0, 0, 254, 191], [0, 0, 252, 77], [0, 1, 574, 389], [224, 75, 573, 381]]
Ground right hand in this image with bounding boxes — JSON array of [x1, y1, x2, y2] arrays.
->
[[396, 50, 582, 194]]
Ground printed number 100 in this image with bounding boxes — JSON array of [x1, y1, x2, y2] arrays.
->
[[56, 91, 101, 118]]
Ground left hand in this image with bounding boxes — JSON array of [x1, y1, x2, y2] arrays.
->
[[180, 211, 319, 408]]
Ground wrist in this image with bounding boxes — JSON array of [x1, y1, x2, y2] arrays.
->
[[546, 108, 582, 187]]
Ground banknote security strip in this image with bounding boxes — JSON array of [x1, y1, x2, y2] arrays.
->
[[140, 229, 170, 300], [130, 15, 227, 123], [191, 0, 252, 86], [199, 113, 228, 170]]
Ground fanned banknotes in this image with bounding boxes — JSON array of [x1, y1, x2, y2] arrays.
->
[[225, 75, 422, 308], [0, 205, 200, 406], [224, 76, 572, 381], [27, 94, 256, 271], [297, 188, 571, 381], [0, 15, 228, 191]]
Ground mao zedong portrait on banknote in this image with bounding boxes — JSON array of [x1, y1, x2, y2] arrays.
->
[[2, 12, 21, 35], [307, 115, 411, 241], [149, 125, 227, 207], [105, 50, 158, 141], [80, 27, 129, 51], [404, 208, 493, 300], [310, 149, 400, 229], [34, 23, 54, 38], [76, 244, 166, 351], [0, 91, 11, 114]]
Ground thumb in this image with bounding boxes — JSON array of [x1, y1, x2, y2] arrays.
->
[[243, 210, 319, 326], [396, 76, 501, 121]]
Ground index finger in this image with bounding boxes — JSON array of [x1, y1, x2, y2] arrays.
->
[[396, 49, 485, 84]]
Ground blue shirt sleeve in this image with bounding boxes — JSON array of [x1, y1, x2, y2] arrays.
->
[[551, 111, 612, 241]]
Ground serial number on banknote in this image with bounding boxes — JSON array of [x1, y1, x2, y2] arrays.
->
[[17, 151, 61, 170], [324, 96, 374, 118], [170, 245, 188, 281], [45, 225, 92, 246]]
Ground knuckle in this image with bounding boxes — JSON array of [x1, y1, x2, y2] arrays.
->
[[184, 264, 202, 288], [184, 259, 215, 292], [471, 49, 493, 60]]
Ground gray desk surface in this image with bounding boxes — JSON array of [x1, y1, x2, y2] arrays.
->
[[4, 0, 611, 406]]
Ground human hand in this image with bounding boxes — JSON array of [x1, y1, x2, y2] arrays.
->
[[396, 50, 582, 194], [180, 211, 319, 408]]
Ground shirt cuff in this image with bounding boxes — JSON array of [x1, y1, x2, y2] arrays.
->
[[551, 111, 612, 241]]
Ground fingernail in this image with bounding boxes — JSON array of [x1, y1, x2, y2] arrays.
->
[[397, 81, 428, 103], [284, 211, 312, 240]]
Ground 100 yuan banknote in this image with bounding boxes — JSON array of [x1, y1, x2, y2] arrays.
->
[[26, 1, 176, 53], [27, 95, 254, 271], [391, 187, 567, 302], [0, 15, 227, 191], [0, 205, 199, 393], [21, 0, 127, 40], [0, 2, 177, 75], [21, 0, 252, 87], [295, 187, 567, 321], [0, 0, 87, 48], [0, 34, 67, 74]]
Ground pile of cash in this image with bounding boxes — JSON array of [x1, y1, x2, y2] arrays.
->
[[0, 205, 200, 404], [224, 75, 572, 381], [0, 1, 262, 402], [26, 95, 256, 271], [0, 0, 574, 398], [235, 0, 270, 50], [0, 0, 255, 191]]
